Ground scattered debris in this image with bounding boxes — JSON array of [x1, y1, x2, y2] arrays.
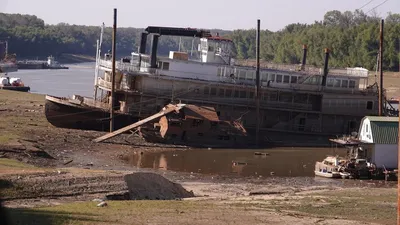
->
[[63, 159, 73, 165], [97, 201, 107, 207], [254, 152, 269, 156]]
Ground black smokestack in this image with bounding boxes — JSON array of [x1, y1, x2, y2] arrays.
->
[[150, 34, 159, 68], [322, 48, 330, 87], [301, 44, 307, 70], [139, 32, 147, 54]]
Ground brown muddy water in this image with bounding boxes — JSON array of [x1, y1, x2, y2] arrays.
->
[[125, 147, 347, 178]]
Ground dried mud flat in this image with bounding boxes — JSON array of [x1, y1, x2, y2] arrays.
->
[[0, 90, 397, 225]]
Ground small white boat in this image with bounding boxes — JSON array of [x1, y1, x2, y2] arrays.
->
[[314, 170, 341, 178], [314, 156, 344, 179]]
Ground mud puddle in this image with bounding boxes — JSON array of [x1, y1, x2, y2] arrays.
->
[[124, 147, 347, 178]]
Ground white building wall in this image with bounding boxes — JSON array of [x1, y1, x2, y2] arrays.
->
[[358, 118, 373, 143], [373, 144, 398, 169]]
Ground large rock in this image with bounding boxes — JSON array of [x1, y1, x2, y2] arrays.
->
[[123, 173, 194, 200]]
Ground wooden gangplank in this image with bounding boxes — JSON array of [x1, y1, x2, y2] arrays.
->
[[94, 104, 185, 143]]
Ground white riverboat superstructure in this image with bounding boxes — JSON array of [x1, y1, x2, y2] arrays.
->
[[45, 26, 380, 146]]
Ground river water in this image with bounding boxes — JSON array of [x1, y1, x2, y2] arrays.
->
[[125, 147, 348, 178], [9, 62, 95, 97]]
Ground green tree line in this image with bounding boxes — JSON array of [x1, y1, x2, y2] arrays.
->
[[0, 10, 399, 70]]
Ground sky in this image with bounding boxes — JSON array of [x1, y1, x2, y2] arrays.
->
[[1, 0, 399, 31]]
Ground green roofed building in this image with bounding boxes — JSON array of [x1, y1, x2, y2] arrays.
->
[[358, 116, 398, 169]]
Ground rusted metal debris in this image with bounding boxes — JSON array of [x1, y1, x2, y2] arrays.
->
[[94, 103, 248, 147]]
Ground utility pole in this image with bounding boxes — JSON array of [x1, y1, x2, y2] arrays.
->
[[110, 8, 117, 132], [255, 19, 261, 147], [378, 19, 384, 116], [398, 112, 400, 225]]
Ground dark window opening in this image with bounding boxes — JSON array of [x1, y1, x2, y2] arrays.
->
[[217, 111, 221, 116], [204, 87, 210, 95], [249, 92, 254, 99], [240, 91, 246, 98], [162, 62, 170, 70], [198, 133, 204, 136], [366, 101, 373, 110], [170, 121, 181, 127], [192, 119, 203, 127], [171, 134, 177, 138], [210, 88, 217, 96], [218, 89, 224, 97], [225, 89, 232, 97]]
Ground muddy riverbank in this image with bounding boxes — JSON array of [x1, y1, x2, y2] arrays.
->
[[0, 90, 397, 225]]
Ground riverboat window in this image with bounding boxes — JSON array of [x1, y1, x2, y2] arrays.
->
[[261, 73, 268, 81], [239, 70, 246, 79], [234, 90, 240, 98], [349, 80, 356, 88], [240, 91, 246, 98], [366, 101, 373, 110], [204, 87, 210, 95], [208, 46, 214, 52], [269, 74, 276, 82], [290, 76, 298, 84], [162, 62, 170, 70], [192, 119, 203, 127], [327, 78, 334, 87], [247, 71, 255, 80], [270, 92, 277, 101], [218, 88, 225, 97], [263, 93, 269, 100], [341, 80, 348, 88], [333, 79, 341, 87], [225, 89, 232, 97], [210, 88, 217, 96], [276, 75, 283, 83], [217, 67, 223, 76], [283, 75, 290, 83], [249, 91, 254, 99]]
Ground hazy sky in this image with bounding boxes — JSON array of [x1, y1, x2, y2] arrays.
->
[[2, 0, 399, 31]]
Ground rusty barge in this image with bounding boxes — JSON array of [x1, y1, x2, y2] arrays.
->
[[45, 23, 380, 147]]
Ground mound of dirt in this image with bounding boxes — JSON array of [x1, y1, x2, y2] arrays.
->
[[124, 173, 194, 200]]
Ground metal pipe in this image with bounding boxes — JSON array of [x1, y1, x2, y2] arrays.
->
[[93, 39, 99, 100], [255, 19, 260, 147], [322, 48, 330, 87], [110, 8, 117, 132], [379, 19, 384, 116]]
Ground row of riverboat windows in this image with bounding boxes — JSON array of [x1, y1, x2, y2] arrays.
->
[[204, 87, 374, 109], [217, 68, 357, 88]]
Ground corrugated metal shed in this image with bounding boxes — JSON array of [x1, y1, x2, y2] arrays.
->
[[367, 116, 399, 144], [366, 116, 398, 122]]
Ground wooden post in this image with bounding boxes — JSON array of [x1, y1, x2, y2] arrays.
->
[[255, 19, 261, 147], [378, 19, 384, 116], [110, 8, 117, 132]]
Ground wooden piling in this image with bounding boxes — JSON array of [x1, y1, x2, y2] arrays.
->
[[255, 19, 260, 147], [110, 8, 117, 132]]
